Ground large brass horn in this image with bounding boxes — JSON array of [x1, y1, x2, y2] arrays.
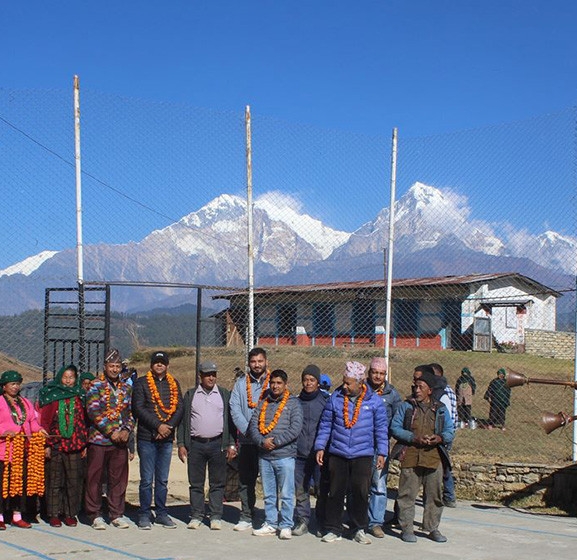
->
[[505, 367, 577, 389], [540, 411, 577, 434]]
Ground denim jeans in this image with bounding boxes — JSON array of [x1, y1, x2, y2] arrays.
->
[[137, 439, 173, 518], [368, 454, 390, 527], [259, 456, 295, 529]]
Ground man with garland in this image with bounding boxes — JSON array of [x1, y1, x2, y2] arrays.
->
[[230, 347, 270, 531], [85, 349, 136, 530], [177, 360, 236, 530], [366, 357, 402, 538], [391, 367, 454, 543], [248, 369, 303, 539], [315, 361, 388, 545], [132, 351, 184, 529]]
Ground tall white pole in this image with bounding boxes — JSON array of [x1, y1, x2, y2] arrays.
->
[[384, 128, 398, 377], [74, 75, 84, 285], [245, 106, 255, 349], [571, 276, 577, 462]]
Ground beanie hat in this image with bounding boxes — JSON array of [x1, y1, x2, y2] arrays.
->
[[0, 370, 23, 386], [416, 370, 437, 389], [302, 364, 321, 382]]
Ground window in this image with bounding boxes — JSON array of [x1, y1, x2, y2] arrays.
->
[[312, 303, 335, 336], [276, 304, 297, 337], [352, 299, 375, 336], [394, 300, 419, 334]]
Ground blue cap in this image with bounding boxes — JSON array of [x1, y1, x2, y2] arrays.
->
[[319, 374, 332, 388]]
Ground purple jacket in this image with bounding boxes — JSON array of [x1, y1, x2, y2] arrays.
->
[[314, 384, 388, 459]]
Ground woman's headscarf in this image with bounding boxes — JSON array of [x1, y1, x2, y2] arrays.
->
[[39, 364, 82, 407]]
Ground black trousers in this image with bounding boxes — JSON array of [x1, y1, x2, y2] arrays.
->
[[324, 454, 372, 535]]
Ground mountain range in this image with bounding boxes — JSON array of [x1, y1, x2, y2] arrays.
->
[[0, 182, 574, 316]]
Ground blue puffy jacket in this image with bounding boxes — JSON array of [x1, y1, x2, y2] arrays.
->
[[314, 384, 388, 459]]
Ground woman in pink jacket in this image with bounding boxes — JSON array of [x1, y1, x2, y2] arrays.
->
[[0, 370, 46, 530]]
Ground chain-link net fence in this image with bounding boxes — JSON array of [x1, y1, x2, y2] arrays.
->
[[0, 84, 575, 464]]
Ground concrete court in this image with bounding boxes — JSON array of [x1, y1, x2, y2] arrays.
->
[[1, 500, 576, 560]]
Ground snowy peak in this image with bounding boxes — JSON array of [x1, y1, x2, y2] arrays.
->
[[0, 250, 59, 278], [254, 192, 350, 258]]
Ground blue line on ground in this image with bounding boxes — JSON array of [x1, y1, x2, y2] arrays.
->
[[0, 540, 56, 560], [31, 526, 175, 560], [444, 513, 577, 539]]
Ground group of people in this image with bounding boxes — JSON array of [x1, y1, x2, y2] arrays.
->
[[0, 347, 512, 545]]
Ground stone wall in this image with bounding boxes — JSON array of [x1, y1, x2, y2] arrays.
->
[[524, 329, 575, 360], [389, 461, 577, 512]]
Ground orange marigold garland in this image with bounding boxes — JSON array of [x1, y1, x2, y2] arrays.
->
[[146, 371, 179, 422], [258, 390, 290, 435], [247, 372, 270, 409], [102, 378, 127, 421], [343, 384, 367, 429], [27, 432, 46, 496], [2, 433, 46, 499]]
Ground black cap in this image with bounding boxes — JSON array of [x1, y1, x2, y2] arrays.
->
[[150, 351, 169, 366]]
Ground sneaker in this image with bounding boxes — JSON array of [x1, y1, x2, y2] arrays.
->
[[321, 532, 342, 543], [138, 517, 152, 530], [210, 519, 222, 530], [187, 518, 203, 530], [292, 521, 309, 536], [401, 531, 417, 543], [252, 522, 277, 536], [111, 516, 130, 529], [234, 520, 252, 531], [63, 517, 77, 527], [92, 516, 107, 530], [49, 517, 62, 527], [368, 525, 385, 538], [443, 499, 457, 508], [353, 529, 372, 545], [279, 528, 292, 540], [428, 530, 447, 543], [155, 515, 176, 529]]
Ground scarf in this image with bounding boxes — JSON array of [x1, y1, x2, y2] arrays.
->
[[39, 364, 82, 407]]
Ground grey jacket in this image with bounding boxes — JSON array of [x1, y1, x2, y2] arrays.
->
[[248, 394, 303, 460]]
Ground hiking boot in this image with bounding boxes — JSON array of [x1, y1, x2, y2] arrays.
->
[[292, 520, 309, 536], [443, 499, 457, 508], [428, 530, 447, 543], [252, 522, 277, 536], [353, 529, 372, 545], [368, 525, 385, 538]]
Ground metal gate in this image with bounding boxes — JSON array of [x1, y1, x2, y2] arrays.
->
[[43, 284, 110, 383]]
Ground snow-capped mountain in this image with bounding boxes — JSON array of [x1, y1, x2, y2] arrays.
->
[[0, 183, 575, 314]]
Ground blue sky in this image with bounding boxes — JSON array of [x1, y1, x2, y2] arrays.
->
[[1, 1, 577, 269]]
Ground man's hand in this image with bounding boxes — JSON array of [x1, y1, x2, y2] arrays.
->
[[156, 424, 173, 439], [262, 437, 275, 451], [178, 446, 188, 463], [425, 435, 442, 445], [316, 450, 324, 466], [116, 429, 129, 444], [44, 446, 52, 459], [376, 454, 386, 470], [226, 446, 237, 461], [413, 435, 429, 447]]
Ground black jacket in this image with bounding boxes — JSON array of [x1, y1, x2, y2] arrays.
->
[[132, 373, 185, 442]]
